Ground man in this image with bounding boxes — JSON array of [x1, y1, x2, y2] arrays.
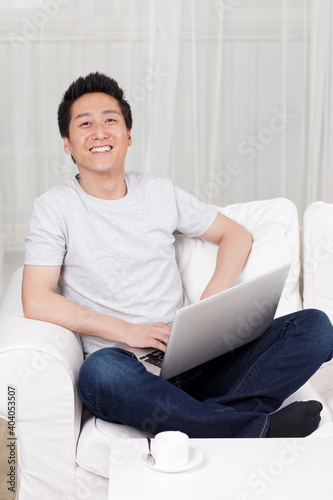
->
[[22, 72, 333, 438]]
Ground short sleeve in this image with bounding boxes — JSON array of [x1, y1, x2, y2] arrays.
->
[[174, 186, 218, 237], [24, 198, 67, 266]]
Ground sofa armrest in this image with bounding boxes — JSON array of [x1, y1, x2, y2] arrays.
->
[[302, 202, 333, 425], [0, 267, 25, 322], [0, 268, 84, 499]]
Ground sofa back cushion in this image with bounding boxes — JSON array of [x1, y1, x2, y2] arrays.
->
[[175, 198, 302, 318], [303, 202, 333, 322]]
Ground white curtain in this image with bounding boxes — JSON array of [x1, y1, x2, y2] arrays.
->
[[0, 0, 333, 296], [305, 0, 333, 204]]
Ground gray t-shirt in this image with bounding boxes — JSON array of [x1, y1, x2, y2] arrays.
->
[[24, 171, 218, 354]]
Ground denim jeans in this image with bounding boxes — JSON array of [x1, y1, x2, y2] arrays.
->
[[78, 309, 333, 438]]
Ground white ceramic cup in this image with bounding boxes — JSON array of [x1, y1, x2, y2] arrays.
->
[[154, 431, 189, 467]]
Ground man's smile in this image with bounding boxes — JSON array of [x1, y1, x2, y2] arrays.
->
[[89, 145, 113, 153]]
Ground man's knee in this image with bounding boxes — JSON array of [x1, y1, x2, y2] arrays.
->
[[78, 348, 134, 394], [297, 308, 333, 358], [78, 348, 139, 414]]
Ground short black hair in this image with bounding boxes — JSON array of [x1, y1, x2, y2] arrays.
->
[[57, 72, 132, 138]]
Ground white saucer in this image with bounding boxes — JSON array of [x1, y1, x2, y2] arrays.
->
[[141, 446, 204, 473]]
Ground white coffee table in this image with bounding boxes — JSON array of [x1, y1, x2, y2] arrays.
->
[[108, 436, 333, 499]]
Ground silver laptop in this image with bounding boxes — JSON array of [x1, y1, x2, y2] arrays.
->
[[124, 263, 290, 380]]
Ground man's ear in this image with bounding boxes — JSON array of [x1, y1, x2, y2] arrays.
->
[[127, 130, 132, 147], [63, 136, 71, 155]]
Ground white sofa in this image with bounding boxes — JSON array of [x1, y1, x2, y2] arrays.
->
[[1, 198, 333, 500]]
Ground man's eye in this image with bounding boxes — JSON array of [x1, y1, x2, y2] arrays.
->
[[106, 118, 115, 123], [81, 122, 91, 126]]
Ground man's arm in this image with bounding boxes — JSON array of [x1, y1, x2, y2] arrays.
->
[[22, 265, 170, 351], [198, 212, 253, 300]]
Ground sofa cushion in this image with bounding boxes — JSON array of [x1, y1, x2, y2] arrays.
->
[[303, 201, 333, 322], [175, 198, 302, 317], [76, 409, 147, 478]]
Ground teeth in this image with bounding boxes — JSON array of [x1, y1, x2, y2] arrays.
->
[[91, 146, 111, 152]]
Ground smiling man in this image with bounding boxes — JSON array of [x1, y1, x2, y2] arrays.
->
[[62, 92, 131, 200], [22, 72, 333, 439]]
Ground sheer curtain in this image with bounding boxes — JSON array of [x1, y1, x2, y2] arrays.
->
[[305, 0, 333, 204], [0, 0, 332, 296]]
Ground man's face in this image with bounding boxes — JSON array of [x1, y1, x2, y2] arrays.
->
[[63, 92, 132, 175]]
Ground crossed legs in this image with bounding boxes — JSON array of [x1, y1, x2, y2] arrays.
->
[[78, 309, 333, 438]]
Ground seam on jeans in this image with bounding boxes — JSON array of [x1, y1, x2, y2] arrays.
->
[[78, 386, 99, 414], [216, 407, 233, 414], [80, 388, 99, 398], [78, 383, 120, 412], [81, 391, 122, 412], [231, 344, 278, 396], [79, 385, 115, 406], [260, 414, 270, 438], [231, 322, 291, 396]]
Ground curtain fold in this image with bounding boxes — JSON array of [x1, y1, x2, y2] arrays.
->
[[145, 0, 182, 176], [306, 0, 333, 208]]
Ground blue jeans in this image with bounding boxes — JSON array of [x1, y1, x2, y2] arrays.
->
[[78, 309, 333, 438]]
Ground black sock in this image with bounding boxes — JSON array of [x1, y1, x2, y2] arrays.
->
[[266, 400, 323, 438]]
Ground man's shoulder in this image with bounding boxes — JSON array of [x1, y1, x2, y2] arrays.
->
[[126, 171, 174, 191], [35, 178, 76, 206]]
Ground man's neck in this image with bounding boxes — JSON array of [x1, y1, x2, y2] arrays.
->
[[77, 169, 127, 200]]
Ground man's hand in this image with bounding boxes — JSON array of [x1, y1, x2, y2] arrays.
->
[[125, 322, 171, 352]]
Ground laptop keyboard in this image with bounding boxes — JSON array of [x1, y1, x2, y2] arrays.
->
[[139, 350, 165, 368]]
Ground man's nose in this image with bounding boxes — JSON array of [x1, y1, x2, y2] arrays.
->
[[92, 123, 109, 140]]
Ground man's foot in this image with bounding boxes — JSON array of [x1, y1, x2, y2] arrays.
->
[[266, 400, 323, 438]]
